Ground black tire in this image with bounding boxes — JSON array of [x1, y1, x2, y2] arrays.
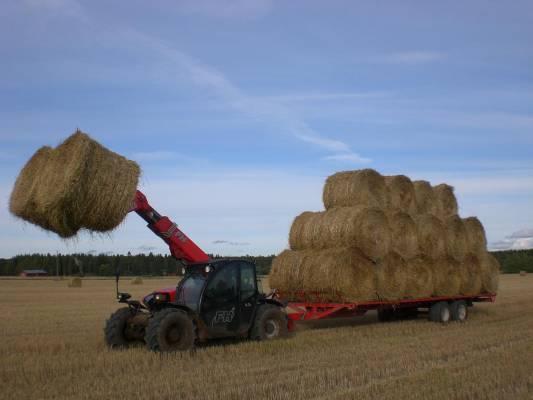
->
[[377, 308, 395, 322], [450, 300, 468, 322], [428, 301, 451, 323], [145, 308, 195, 352], [104, 307, 137, 348], [250, 304, 288, 341]]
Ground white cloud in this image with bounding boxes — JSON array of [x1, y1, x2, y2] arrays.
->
[[509, 229, 533, 239], [323, 153, 372, 164]]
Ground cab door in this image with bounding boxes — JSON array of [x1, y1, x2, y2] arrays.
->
[[201, 263, 240, 338], [238, 261, 259, 334]]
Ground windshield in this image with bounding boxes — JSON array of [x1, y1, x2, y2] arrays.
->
[[177, 274, 206, 311]]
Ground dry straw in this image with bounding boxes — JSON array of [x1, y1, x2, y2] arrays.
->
[[387, 210, 419, 259], [432, 256, 462, 296], [414, 214, 447, 259], [384, 175, 417, 214], [443, 215, 468, 261], [460, 253, 483, 295], [269, 248, 376, 302], [288, 207, 391, 261], [463, 217, 487, 254], [478, 252, 500, 294], [403, 255, 434, 298], [322, 169, 386, 209], [433, 183, 458, 218], [413, 180, 437, 215], [375, 252, 407, 300]]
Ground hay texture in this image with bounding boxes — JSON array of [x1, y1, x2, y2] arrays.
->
[[131, 277, 143, 285], [375, 252, 407, 300], [387, 211, 419, 259], [384, 175, 417, 214], [288, 207, 391, 261], [269, 248, 376, 302], [413, 180, 437, 215], [10, 130, 140, 238], [68, 277, 82, 288], [433, 184, 458, 218], [414, 214, 447, 259], [432, 256, 462, 296], [403, 255, 434, 298], [322, 169, 386, 209], [459, 253, 483, 296], [463, 217, 487, 254], [443, 215, 468, 261], [478, 252, 500, 294]]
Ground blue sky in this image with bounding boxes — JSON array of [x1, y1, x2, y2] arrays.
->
[[0, 0, 532, 257]]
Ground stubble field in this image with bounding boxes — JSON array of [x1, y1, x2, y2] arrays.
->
[[0, 274, 532, 400]]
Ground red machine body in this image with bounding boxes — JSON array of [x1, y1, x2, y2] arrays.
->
[[132, 190, 209, 264]]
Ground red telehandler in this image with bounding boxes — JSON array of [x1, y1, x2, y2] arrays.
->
[[105, 191, 496, 352]]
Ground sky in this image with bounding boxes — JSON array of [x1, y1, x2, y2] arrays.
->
[[0, 0, 532, 258]]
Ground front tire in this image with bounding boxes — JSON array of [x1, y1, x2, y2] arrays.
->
[[250, 304, 288, 340], [145, 308, 195, 352], [104, 307, 137, 348]]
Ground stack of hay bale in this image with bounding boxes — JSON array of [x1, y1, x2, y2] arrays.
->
[[269, 169, 500, 302], [9, 130, 140, 238]]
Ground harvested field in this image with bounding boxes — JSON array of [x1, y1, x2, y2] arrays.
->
[[0, 275, 531, 400]]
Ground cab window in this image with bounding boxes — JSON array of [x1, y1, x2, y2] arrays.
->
[[240, 263, 256, 299], [205, 265, 238, 303]]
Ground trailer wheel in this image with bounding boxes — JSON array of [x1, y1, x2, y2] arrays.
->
[[450, 301, 468, 322], [104, 307, 137, 348], [145, 308, 195, 352], [250, 304, 288, 341], [429, 301, 450, 323]]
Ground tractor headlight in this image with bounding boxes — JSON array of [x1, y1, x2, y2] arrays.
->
[[205, 266, 211, 273], [154, 293, 169, 302]]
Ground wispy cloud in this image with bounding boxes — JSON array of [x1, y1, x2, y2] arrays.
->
[[212, 240, 251, 246], [490, 228, 533, 250], [138, 245, 157, 251], [323, 153, 372, 163], [379, 51, 445, 65], [509, 229, 533, 239]]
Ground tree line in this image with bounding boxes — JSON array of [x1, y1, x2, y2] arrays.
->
[[0, 249, 530, 277]]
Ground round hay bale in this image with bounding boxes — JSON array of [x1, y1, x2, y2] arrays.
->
[[413, 180, 437, 215], [288, 207, 391, 261], [443, 215, 468, 261], [387, 210, 419, 259], [432, 256, 462, 296], [375, 252, 407, 300], [520, 270, 527, 276], [403, 255, 434, 298], [68, 277, 82, 288], [463, 217, 487, 254], [459, 253, 483, 296], [9, 146, 56, 230], [433, 183, 458, 218], [478, 252, 500, 293], [414, 214, 447, 259], [322, 169, 386, 209], [131, 276, 143, 285], [269, 248, 376, 302], [384, 175, 417, 214]]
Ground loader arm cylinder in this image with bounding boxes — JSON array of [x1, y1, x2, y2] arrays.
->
[[131, 190, 210, 264]]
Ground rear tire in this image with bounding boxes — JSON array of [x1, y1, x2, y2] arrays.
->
[[450, 300, 468, 322], [250, 304, 288, 340], [104, 307, 137, 348], [145, 308, 195, 352], [429, 301, 450, 323]]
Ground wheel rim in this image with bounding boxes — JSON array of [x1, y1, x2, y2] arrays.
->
[[441, 306, 450, 322], [264, 319, 280, 339], [458, 305, 467, 321]]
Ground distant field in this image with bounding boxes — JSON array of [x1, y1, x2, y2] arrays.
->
[[0, 275, 532, 400]]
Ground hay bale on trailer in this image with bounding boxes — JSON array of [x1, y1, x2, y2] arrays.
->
[[375, 252, 407, 300], [463, 217, 487, 254], [433, 183, 458, 218], [322, 169, 386, 209], [413, 180, 437, 215], [387, 210, 419, 259], [414, 214, 447, 259], [432, 256, 462, 296], [478, 252, 500, 293], [459, 253, 483, 296], [269, 248, 376, 302], [403, 255, 434, 298], [68, 277, 82, 288], [288, 207, 391, 261], [384, 175, 417, 214], [443, 215, 468, 261]]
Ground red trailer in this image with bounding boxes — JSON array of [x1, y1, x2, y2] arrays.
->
[[277, 291, 497, 330]]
